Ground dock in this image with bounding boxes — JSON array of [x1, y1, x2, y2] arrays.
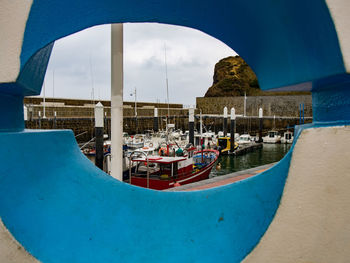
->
[[232, 142, 263, 156], [166, 162, 275, 191]]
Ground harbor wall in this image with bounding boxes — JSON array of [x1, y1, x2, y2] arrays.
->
[[196, 95, 312, 117], [24, 97, 312, 142], [25, 115, 311, 143]]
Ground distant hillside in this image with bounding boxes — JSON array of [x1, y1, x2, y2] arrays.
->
[[205, 56, 310, 97]]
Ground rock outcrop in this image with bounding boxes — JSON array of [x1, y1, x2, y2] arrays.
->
[[205, 56, 260, 97], [205, 56, 310, 97]]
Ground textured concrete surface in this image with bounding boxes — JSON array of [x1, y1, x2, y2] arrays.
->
[[167, 163, 274, 191], [0, 219, 37, 263], [243, 125, 350, 263], [326, 0, 350, 71], [0, 0, 32, 82]]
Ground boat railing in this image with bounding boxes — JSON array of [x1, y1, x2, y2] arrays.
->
[[103, 153, 111, 175], [129, 150, 150, 188]]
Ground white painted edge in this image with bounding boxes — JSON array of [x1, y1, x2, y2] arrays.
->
[[0, 0, 33, 83], [243, 126, 350, 263], [326, 0, 350, 72], [0, 218, 39, 262]]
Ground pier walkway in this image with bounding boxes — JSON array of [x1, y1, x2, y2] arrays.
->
[[167, 162, 276, 191]]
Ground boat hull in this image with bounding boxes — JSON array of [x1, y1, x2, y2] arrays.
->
[[129, 150, 219, 190]]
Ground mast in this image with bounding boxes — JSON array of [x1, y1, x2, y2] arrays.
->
[[164, 44, 170, 125], [134, 87, 137, 118], [89, 54, 95, 106]]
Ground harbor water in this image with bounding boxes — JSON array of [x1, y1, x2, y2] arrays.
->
[[211, 144, 292, 177]]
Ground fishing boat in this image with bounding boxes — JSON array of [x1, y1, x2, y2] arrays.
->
[[126, 148, 219, 190], [217, 137, 239, 155]]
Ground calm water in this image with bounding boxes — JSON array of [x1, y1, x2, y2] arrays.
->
[[211, 144, 292, 177]]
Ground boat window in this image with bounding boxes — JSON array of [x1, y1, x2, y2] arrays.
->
[[159, 163, 176, 176]]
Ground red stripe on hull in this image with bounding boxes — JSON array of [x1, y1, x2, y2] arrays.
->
[[129, 150, 219, 190]]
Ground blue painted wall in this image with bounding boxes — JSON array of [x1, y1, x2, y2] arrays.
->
[[16, 0, 345, 96], [0, 130, 292, 262], [312, 74, 350, 122]]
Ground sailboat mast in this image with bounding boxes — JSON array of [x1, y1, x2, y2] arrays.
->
[[164, 44, 170, 124]]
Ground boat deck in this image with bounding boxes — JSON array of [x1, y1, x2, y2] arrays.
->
[[165, 162, 275, 191]]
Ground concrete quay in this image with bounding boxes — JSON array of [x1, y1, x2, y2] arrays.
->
[[167, 162, 275, 191]]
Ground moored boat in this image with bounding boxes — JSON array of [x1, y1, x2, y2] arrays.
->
[[126, 148, 219, 190], [237, 134, 253, 145], [281, 130, 294, 144], [263, 130, 281, 144]]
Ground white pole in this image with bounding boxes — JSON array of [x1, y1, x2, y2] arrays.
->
[[94, 102, 104, 169], [94, 102, 104, 128], [111, 23, 123, 181], [259, 108, 263, 118], [224, 106, 228, 118], [231, 107, 236, 120], [23, 105, 28, 121], [224, 106, 228, 137]]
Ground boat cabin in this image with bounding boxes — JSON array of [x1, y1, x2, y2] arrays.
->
[[129, 156, 191, 189], [284, 132, 292, 140], [238, 134, 252, 144], [217, 137, 239, 154], [268, 131, 279, 138]]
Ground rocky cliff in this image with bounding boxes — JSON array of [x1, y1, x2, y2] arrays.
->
[[205, 56, 309, 97], [205, 56, 259, 97]]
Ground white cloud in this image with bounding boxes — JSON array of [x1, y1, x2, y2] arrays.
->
[[42, 23, 236, 106]]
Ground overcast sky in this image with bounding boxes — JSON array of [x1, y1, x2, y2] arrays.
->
[[41, 23, 236, 107]]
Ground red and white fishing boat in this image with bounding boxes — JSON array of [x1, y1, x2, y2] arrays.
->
[[126, 148, 219, 190]]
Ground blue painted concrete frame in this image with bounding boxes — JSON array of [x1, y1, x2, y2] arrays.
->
[[11, 0, 347, 96], [0, 129, 292, 262], [0, 0, 350, 262]]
